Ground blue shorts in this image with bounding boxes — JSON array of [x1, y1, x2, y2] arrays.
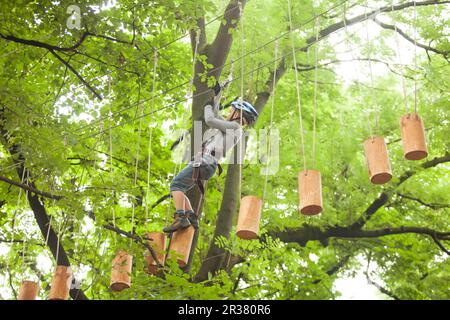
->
[[170, 154, 218, 194]]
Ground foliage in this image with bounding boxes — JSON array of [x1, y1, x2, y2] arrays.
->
[[0, 0, 449, 300]]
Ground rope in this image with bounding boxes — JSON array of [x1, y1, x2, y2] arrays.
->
[[364, 1, 377, 137], [72, 217, 82, 279], [145, 49, 158, 230], [288, 0, 307, 172], [413, 0, 418, 114], [262, 39, 278, 202], [239, 1, 245, 101], [19, 169, 28, 280], [391, 0, 409, 113], [55, 211, 62, 265], [342, 2, 358, 225], [3, 167, 26, 286], [45, 207, 53, 248], [131, 101, 144, 248], [107, 75, 117, 246], [248, 30, 256, 99], [312, 16, 320, 169], [239, 0, 244, 201], [343, 3, 369, 139], [223, 60, 235, 99]]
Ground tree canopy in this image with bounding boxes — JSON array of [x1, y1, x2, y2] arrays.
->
[[0, 0, 449, 300]]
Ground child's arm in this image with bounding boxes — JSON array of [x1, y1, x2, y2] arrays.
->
[[204, 104, 239, 132]]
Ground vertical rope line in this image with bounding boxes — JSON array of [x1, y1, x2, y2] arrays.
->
[[413, 0, 418, 114], [55, 212, 61, 265], [224, 60, 235, 99], [108, 75, 116, 246], [312, 16, 320, 169], [73, 217, 82, 278], [248, 29, 255, 99], [262, 39, 278, 202], [131, 102, 144, 248], [391, 0, 409, 113], [239, 1, 244, 101], [288, 0, 307, 171], [21, 171, 30, 280], [45, 206, 53, 247], [239, 0, 244, 199], [17, 168, 26, 275], [343, 5, 368, 139], [6, 167, 27, 285], [364, 2, 376, 137], [145, 50, 158, 230], [21, 232, 26, 279], [343, 2, 355, 224]]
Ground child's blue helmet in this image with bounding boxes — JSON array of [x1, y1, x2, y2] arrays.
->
[[230, 100, 259, 124]]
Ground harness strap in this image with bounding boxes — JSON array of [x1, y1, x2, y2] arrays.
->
[[192, 166, 205, 195]]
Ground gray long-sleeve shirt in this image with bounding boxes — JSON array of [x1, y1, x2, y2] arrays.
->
[[202, 103, 245, 163]]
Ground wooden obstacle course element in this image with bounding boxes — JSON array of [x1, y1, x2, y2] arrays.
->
[[145, 232, 167, 275], [236, 195, 262, 240], [363, 136, 393, 184], [298, 169, 323, 215], [48, 266, 72, 300], [18, 280, 39, 300], [167, 226, 195, 267], [110, 250, 133, 292], [400, 113, 428, 160]]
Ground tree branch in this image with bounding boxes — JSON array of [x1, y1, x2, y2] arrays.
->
[[273, 225, 450, 255], [312, 255, 351, 284], [0, 238, 45, 247], [0, 30, 139, 100], [0, 31, 135, 53], [373, 17, 449, 58], [0, 175, 63, 200], [396, 192, 449, 209], [365, 272, 401, 300], [102, 224, 163, 268], [296, 58, 415, 80], [302, 0, 450, 52], [49, 50, 102, 100]]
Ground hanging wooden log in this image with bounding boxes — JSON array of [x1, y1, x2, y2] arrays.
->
[[298, 169, 323, 215], [48, 266, 72, 300], [363, 136, 392, 184], [236, 195, 262, 240], [400, 113, 428, 160], [18, 280, 39, 300], [167, 226, 195, 267], [110, 250, 133, 292], [145, 232, 166, 275]]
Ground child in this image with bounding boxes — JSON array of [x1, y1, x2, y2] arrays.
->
[[163, 85, 258, 233]]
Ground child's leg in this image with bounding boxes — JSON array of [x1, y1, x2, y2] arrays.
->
[[164, 165, 195, 233], [171, 190, 193, 211]]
